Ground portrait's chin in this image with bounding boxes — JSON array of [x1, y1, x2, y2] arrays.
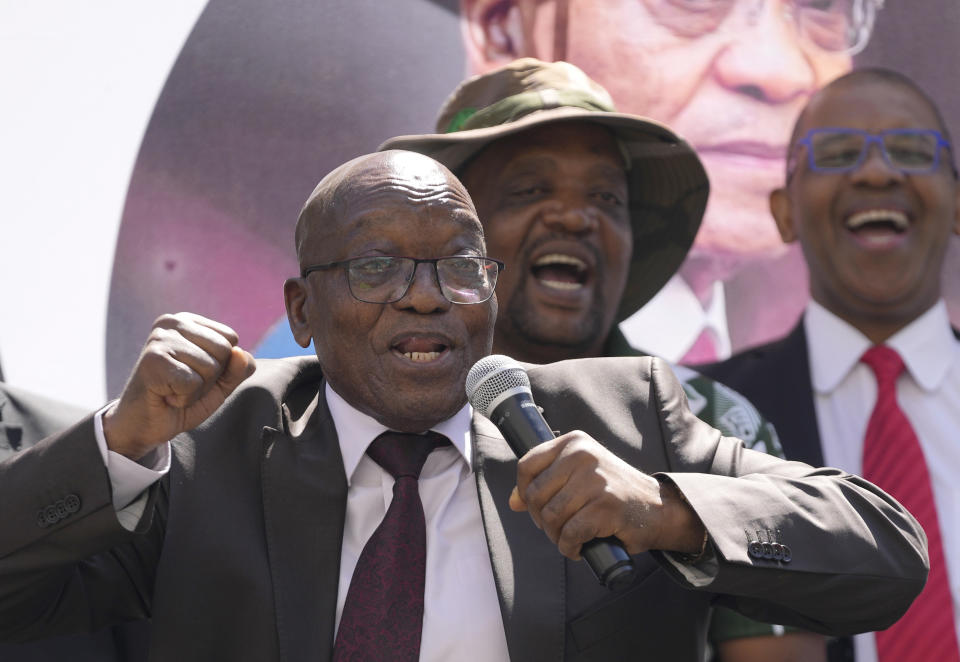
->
[[690, 202, 789, 264]]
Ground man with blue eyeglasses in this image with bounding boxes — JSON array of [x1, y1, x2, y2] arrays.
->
[[700, 68, 960, 662]]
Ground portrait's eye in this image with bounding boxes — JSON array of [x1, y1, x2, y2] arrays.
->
[[662, 0, 730, 12], [797, 0, 841, 12], [644, 0, 735, 38]]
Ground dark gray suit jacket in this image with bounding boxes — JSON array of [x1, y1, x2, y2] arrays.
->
[[0, 383, 150, 662], [0, 357, 928, 661]]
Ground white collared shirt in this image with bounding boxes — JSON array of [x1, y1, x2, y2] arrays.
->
[[805, 300, 960, 662], [325, 385, 509, 662], [94, 387, 509, 661], [619, 275, 732, 363]]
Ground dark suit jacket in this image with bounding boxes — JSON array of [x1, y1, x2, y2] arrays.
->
[[0, 357, 928, 661], [697, 320, 960, 662], [0, 383, 150, 662]]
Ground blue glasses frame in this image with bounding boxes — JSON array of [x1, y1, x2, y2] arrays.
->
[[790, 127, 954, 177]]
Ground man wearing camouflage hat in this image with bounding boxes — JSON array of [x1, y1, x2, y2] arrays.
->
[[382, 57, 825, 661]]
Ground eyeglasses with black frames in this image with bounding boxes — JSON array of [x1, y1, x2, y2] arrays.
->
[[301, 255, 504, 305], [788, 128, 955, 178]]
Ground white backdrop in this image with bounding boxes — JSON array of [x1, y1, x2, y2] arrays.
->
[[0, 1, 207, 408]]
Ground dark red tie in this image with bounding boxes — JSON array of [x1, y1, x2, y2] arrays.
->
[[860, 345, 959, 662], [333, 430, 449, 662]]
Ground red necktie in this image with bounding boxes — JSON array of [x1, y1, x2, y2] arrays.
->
[[860, 345, 959, 662], [333, 430, 449, 662]]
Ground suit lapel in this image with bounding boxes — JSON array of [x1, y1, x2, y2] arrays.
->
[[262, 387, 347, 662], [769, 322, 825, 467], [472, 415, 565, 662]]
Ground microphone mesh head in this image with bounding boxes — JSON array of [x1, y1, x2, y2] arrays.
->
[[465, 355, 531, 417]]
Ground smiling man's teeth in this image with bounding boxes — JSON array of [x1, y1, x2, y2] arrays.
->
[[533, 253, 587, 290], [541, 280, 583, 290], [534, 254, 587, 269], [846, 209, 909, 231], [403, 351, 440, 362]]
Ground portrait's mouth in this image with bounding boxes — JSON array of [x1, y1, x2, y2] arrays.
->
[[696, 140, 787, 186], [392, 336, 450, 363], [700, 140, 787, 161], [531, 253, 588, 292], [844, 209, 911, 248]]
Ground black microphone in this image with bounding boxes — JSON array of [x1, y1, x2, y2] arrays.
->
[[466, 355, 636, 591]]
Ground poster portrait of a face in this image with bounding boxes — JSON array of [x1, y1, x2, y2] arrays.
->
[[5, 1, 957, 400]]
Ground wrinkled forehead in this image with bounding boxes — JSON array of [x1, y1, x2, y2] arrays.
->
[[299, 151, 481, 258], [334, 157, 476, 221]]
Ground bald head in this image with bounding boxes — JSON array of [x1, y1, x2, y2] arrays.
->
[[295, 150, 478, 265]]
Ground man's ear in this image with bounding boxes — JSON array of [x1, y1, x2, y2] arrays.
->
[[284, 278, 315, 349], [769, 187, 799, 243], [461, 0, 527, 73]]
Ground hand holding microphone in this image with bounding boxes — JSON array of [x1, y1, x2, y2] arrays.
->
[[466, 355, 639, 590], [467, 355, 709, 591]]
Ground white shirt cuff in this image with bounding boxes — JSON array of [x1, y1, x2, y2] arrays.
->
[[94, 404, 170, 526], [663, 547, 718, 587]]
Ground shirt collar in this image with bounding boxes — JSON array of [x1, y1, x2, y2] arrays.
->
[[805, 299, 956, 394], [324, 383, 474, 485], [887, 300, 956, 392], [617, 276, 730, 360]]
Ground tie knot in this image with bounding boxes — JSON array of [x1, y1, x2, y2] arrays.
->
[[860, 345, 906, 386], [366, 431, 450, 480]]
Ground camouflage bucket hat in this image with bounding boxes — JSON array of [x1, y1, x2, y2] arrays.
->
[[380, 58, 709, 322]]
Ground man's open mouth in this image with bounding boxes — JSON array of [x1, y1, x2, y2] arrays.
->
[[846, 209, 909, 232], [531, 253, 588, 291], [392, 337, 449, 362], [845, 209, 910, 244]]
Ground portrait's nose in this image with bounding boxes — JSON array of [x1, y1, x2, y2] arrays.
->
[[712, 0, 817, 104]]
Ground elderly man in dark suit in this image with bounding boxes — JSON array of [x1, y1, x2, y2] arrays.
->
[[0, 150, 929, 661], [699, 69, 960, 662]]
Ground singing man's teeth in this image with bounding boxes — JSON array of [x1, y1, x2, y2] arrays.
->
[[403, 351, 440, 362], [534, 254, 587, 270], [845, 209, 909, 231], [541, 280, 583, 290]]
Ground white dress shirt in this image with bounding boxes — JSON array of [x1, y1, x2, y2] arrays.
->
[[805, 300, 960, 662], [619, 275, 732, 363], [325, 385, 509, 662], [95, 385, 510, 662]]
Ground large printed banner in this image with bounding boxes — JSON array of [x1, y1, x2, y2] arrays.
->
[[4, 0, 959, 404]]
